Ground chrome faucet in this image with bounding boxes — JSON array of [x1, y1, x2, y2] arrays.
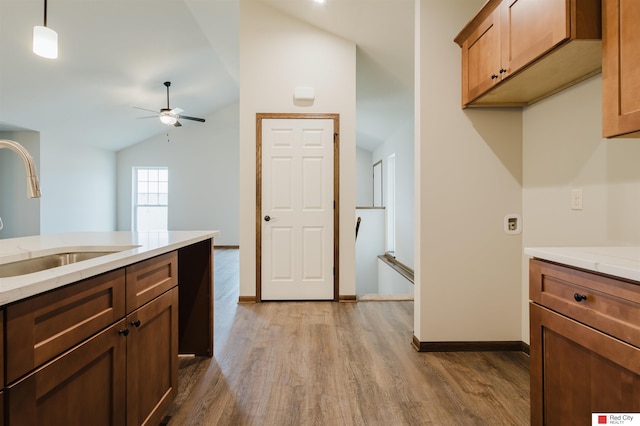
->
[[0, 139, 42, 231], [0, 139, 41, 198]]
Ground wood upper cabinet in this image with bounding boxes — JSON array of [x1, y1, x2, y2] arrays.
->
[[459, 5, 502, 106], [455, 0, 601, 107], [501, 0, 569, 73], [529, 259, 640, 425], [602, 0, 640, 138]]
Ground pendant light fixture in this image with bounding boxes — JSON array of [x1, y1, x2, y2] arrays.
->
[[33, 0, 58, 59]]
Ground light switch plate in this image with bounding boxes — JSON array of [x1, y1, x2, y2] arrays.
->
[[571, 189, 583, 210]]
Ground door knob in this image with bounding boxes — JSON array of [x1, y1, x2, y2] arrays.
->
[[264, 215, 271, 222]]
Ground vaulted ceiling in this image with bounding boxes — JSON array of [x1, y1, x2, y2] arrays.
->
[[0, 0, 414, 152]]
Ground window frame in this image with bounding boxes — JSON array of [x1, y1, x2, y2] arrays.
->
[[132, 166, 169, 232]]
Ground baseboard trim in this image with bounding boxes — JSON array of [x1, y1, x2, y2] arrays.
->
[[238, 296, 256, 304], [339, 295, 357, 302], [215, 245, 239, 249], [412, 336, 527, 353]]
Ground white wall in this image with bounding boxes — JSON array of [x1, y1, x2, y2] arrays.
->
[[239, 0, 357, 298], [415, 0, 523, 342], [356, 147, 373, 206], [373, 118, 414, 268], [0, 131, 40, 238], [1, 131, 114, 236], [378, 259, 413, 295], [39, 136, 116, 233], [521, 75, 640, 342], [116, 102, 239, 246], [356, 208, 385, 294]]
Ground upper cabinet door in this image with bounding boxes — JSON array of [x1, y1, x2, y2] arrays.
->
[[602, 0, 640, 138], [460, 6, 502, 105], [501, 0, 569, 74], [455, 0, 601, 108]]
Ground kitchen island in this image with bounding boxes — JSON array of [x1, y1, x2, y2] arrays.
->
[[0, 231, 218, 425], [525, 246, 640, 425]]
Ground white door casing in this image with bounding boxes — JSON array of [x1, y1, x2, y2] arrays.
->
[[258, 115, 337, 300]]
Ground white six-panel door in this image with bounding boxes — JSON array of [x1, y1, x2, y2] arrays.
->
[[260, 117, 335, 300]]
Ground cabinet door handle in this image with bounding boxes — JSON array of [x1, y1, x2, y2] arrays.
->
[[131, 319, 141, 328], [119, 328, 130, 336], [491, 74, 499, 80], [573, 293, 587, 302], [499, 68, 507, 74]]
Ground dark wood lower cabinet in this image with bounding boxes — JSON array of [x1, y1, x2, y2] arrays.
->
[[6, 288, 179, 426], [127, 287, 178, 426], [531, 304, 640, 425], [1, 243, 212, 425], [7, 320, 127, 425], [529, 258, 640, 425]]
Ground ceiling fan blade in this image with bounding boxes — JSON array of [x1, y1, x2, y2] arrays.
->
[[133, 106, 159, 114], [179, 115, 206, 123], [136, 116, 158, 119], [170, 107, 184, 115]]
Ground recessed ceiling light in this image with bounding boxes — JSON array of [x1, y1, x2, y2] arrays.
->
[[313, 0, 327, 4]]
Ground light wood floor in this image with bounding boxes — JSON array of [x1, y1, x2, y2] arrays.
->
[[165, 249, 530, 425]]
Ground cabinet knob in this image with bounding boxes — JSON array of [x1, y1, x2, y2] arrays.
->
[[573, 293, 587, 302], [131, 319, 141, 328], [499, 68, 507, 74], [119, 328, 130, 336], [491, 74, 499, 80]]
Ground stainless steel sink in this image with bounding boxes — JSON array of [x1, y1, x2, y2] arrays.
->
[[0, 251, 117, 278]]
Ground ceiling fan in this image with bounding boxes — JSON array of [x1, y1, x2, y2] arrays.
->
[[134, 81, 205, 127]]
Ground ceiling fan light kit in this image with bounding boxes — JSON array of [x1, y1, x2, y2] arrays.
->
[[33, 0, 58, 59], [134, 81, 205, 128], [159, 110, 178, 125]]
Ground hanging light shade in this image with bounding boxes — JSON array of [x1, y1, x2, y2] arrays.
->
[[33, 0, 58, 59], [33, 26, 58, 58]]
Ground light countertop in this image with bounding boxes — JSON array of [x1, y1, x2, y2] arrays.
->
[[0, 231, 219, 305], [524, 246, 640, 283]]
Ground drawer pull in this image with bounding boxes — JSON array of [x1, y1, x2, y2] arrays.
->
[[573, 293, 587, 302], [131, 319, 141, 328], [119, 328, 130, 336]]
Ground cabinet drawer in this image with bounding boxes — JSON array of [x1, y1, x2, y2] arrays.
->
[[6, 269, 126, 384], [530, 258, 640, 348], [126, 251, 177, 313]]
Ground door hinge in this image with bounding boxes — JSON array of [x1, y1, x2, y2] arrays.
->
[[333, 200, 336, 209], [334, 133, 338, 143]]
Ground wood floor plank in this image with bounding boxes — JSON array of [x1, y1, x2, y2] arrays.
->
[[166, 249, 530, 425]]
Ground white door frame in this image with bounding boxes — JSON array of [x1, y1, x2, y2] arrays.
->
[[256, 112, 340, 302]]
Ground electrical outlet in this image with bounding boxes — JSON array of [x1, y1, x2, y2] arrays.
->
[[571, 189, 583, 210], [504, 214, 521, 234]]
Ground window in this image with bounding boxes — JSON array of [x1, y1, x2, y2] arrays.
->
[[133, 167, 168, 231], [386, 154, 396, 254]]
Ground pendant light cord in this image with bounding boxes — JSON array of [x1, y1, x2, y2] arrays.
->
[[44, 0, 48, 27]]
